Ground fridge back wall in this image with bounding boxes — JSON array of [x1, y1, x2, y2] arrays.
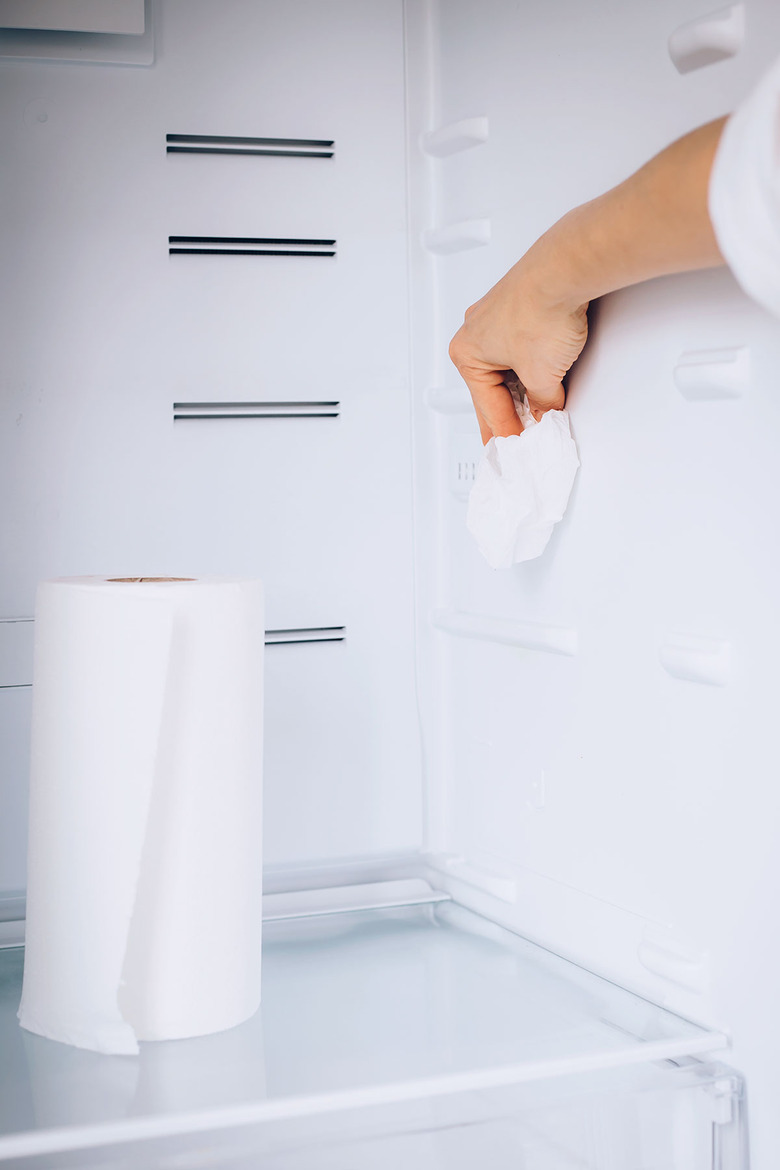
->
[[0, 0, 423, 889]]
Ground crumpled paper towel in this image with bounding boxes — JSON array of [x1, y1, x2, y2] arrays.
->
[[466, 389, 579, 569]]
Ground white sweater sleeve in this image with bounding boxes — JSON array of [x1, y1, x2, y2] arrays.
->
[[709, 54, 780, 318]]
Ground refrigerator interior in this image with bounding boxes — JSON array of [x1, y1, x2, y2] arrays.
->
[[2, 0, 779, 1165]]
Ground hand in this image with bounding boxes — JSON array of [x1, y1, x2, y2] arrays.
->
[[449, 255, 589, 444]]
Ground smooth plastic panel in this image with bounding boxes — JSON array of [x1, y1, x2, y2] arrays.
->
[[404, 2, 780, 1166], [0, 0, 423, 891], [0, 0, 144, 34]]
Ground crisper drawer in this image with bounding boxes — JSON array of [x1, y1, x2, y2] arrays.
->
[[0, 885, 745, 1168]]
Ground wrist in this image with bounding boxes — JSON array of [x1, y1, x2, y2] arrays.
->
[[513, 208, 595, 316]]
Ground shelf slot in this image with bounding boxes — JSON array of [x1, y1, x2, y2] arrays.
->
[[265, 627, 346, 646], [168, 236, 336, 257], [167, 133, 334, 158], [173, 401, 340, 421]]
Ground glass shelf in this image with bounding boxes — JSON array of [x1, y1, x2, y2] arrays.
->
[[0, 896, 728, 1163]]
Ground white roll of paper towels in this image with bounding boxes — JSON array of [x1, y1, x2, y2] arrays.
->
[[18, 576, 264, 1055]]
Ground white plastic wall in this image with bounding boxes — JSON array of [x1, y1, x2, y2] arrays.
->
[[405, 2, 780, 1167], [0, 0, 423, 889]]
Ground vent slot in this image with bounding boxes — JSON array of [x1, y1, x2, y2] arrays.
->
[[167, 133, 334, 158], [174, 401, 340, 421], [169, 236, 336, 257], [265, 628, 346, 646]]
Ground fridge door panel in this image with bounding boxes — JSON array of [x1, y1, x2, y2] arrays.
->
[[405, 1, 780, 1165]]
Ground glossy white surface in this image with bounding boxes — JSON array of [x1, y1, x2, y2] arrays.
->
[[0, 0, 423, 881]]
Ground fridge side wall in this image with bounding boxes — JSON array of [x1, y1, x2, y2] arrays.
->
[[406, 1, 780, 1166]]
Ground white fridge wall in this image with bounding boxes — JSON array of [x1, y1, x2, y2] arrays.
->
[[406, 0, 780, 1166], [0, 0, 423, 872]]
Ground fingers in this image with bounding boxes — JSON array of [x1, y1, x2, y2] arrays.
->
[[449, 331, 524, 440], [468, 370, 564, 436], [450, 322, 569, 440], [465, 367, 524, 438], [527, 380, 565, 420]]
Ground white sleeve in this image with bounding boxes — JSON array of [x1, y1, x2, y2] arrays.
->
[[709, 54, 780, 318]]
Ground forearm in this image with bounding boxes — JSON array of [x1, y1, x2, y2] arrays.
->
[[521, 117, 728, 311]]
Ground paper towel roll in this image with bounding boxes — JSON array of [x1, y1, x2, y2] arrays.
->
[[18, 576, 264, 1056]]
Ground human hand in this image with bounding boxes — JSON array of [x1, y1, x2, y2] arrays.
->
[[449, 255, 589, 444]]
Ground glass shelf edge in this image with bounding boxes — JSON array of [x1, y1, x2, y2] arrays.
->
[[263, 892, 451, 922], [0, 1029, 730, 1164]]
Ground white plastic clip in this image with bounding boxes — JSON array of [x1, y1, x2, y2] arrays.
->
[[668, 4, 744, 74]]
